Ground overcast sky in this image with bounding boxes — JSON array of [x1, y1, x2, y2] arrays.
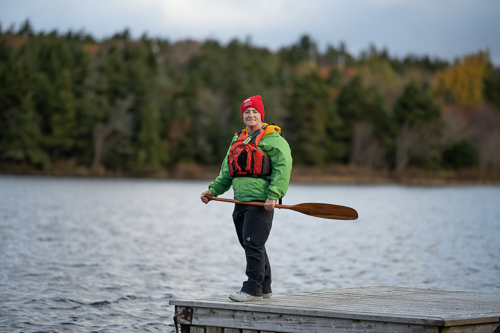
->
[[1, 0, 499, 65]]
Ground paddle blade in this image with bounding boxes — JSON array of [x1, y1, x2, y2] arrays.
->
[[286, 203, 358, 220]]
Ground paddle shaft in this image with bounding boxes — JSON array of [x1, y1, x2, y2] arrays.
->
[[207, 196, 287, 209], [206, 196, 358, 220]]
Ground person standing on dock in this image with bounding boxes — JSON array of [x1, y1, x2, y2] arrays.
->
[[201, 95, 292, 302]]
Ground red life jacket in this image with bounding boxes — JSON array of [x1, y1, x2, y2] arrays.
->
[[228, 126, 271, 179]]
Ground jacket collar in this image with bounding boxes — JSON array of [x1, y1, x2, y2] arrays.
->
[[244, 123, 282, 136]]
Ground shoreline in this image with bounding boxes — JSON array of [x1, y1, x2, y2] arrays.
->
[[2, 162, 500, 186]]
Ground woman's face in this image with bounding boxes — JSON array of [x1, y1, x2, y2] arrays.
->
[[242, 107, 262, 129]]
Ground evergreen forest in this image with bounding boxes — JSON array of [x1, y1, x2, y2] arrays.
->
[[1, 21, 500, 182]]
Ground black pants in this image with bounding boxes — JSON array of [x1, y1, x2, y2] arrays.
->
[[232, 203, 274, 297]]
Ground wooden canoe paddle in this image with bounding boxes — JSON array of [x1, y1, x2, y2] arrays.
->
[[206, 196, 358, 220]]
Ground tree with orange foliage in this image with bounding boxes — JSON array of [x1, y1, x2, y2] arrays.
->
[[432, 52, 489, 108]]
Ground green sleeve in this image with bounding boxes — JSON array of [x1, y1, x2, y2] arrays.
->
[[263, 135, 293, 201], [208, 137, 236, 197]]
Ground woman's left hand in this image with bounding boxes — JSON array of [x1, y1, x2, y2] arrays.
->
[[264, 199, 276, 211]]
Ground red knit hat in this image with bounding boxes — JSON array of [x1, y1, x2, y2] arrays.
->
[[241, 95, 265, 121]]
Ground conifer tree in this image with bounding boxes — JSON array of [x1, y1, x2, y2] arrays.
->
[[0, 40, 14, 143], [286, 71, 331, 165], [103, 45, 128, 103], [393, 81, 442, 173], [167, 73, 201, 163], [45, 69, 76, 157], [17, 19, 34, 38], [394, 81, 441, 126], [483, 63, 500, 108], [1, 93, 50, 168], [136, 103, 168, 171], [337, 76, 391, 166]]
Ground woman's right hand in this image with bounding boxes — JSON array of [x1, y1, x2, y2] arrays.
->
[[200, 190, 213, 204]]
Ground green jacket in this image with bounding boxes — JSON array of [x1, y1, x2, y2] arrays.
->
[[209, 124, 292, 202]]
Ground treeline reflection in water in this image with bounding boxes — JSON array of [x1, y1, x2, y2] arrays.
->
[[1, 176, 499, 332]]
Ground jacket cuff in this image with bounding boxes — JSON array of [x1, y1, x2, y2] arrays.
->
[[267, 186, 281, 201], [208, 186, 218, 197]]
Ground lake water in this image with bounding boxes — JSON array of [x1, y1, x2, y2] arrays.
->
[[1, 175, 499, 332]]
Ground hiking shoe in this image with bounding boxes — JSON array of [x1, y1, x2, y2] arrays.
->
[[263, 293, 272, 299], [229, 291, 262, 302]]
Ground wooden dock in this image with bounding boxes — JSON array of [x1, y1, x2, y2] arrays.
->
[[169, 286, 500, 333]]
